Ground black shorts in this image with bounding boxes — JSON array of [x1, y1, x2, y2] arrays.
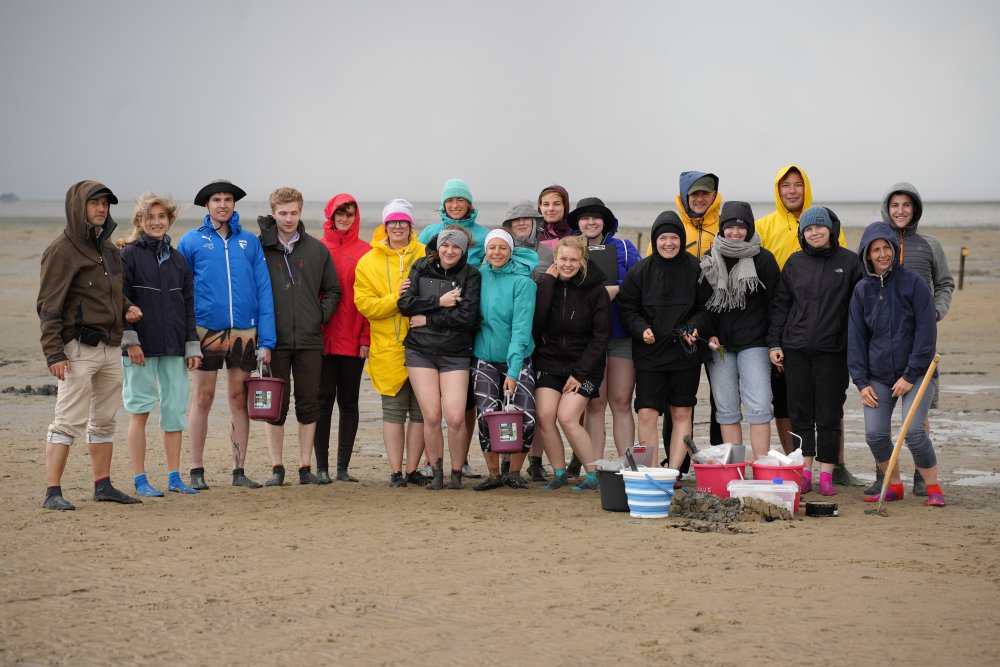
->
[[634, 365, 700, 413], [535, 371, 602, 399], [197, 326, 257, 373]]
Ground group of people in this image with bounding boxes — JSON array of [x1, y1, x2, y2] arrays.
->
[[37, 166, 953, 510]]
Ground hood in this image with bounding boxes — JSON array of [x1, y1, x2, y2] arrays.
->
[[484, 246, 539, 278], [678, 171, 719, 219], [880, 182, 924, 233], [797, 206, 842, 258], [502, 199, 545, 246], [258, 215, 307, 247], [323, 193, 361, 245], [650, 210, 687, 250], [718, 201, 756, 239], [772, 164, 813, 219], [64, 180, 117, 247], [858, 221, 901, 278]]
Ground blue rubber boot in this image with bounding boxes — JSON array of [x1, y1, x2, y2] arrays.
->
[[167, 470, 199, 494], [134, 473, 164, 497]]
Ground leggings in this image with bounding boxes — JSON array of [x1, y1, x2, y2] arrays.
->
[[472, 358, 536, 452], [864, 378, 937, 469], [313, 353, 366, 470]]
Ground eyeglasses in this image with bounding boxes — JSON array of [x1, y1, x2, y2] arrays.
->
[[385, 220, 410, 228]]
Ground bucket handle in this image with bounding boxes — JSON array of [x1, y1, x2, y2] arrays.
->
[[643, 473, 676, 494], [503, 390, 514, 412], [256, 360, 273, 378]]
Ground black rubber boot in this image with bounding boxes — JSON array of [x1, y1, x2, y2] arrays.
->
[[43, 493, 75, 510], [863, 467, 885, 495], [566, 453, 582, 478], [299, 466, 321, 485], [189, 467, 209, 490], [426, 459, 445, 490], [336, 467, 359, 482], [912, 469, 928, 497], [93, 481, 142, 504], [526, 456, 548, 482], [448, 471, 463, 490], [500, 459, 511, 477]]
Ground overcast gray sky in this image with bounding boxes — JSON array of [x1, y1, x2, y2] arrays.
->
[[2, 0, 998, 203]]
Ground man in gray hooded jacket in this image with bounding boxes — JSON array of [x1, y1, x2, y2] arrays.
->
[[865, 182, 954, 496]]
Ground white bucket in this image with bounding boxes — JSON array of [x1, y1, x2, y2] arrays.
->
[[620, 467, 680, 519]]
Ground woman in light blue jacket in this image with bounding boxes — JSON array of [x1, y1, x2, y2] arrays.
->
[[470, 229, 538, 490]]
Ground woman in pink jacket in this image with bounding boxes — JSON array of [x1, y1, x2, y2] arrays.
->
[[314, 194, 371, 483]]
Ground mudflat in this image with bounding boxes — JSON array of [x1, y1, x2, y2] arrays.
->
[[1, 221, 998, 665]]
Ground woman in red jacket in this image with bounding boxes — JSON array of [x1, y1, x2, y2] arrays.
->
[[314, 194, 371, 483]]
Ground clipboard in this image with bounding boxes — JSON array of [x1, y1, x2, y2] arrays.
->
[[419, 277, 455, 298], [587, 245, 618, 286]]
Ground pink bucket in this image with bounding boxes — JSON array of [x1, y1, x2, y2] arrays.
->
[[693, 462, 747, 498], [483, 408, 524, 454], [245, 370, 287, 422], [749, 462, 805, 512]]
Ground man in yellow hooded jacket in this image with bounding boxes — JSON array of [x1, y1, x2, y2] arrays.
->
[[644, 171, 723, 259], [354, 199, 428, 487], [757, 165, 859, 486]]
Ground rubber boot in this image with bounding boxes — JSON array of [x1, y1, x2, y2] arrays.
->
[[863, 466, 884, 495], [526, 455, 548, 482], [912, 469, 928, 497], [448, 470, 463, 490], [426, 458, 445, 490]]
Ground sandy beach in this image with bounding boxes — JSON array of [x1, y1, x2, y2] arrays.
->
[[1, 219, 998, 666]]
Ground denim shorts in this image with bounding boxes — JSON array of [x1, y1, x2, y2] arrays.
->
[[708, 346, 773, 425]]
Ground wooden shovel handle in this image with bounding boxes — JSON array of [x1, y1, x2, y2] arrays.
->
[[876, 353, 941, 502]]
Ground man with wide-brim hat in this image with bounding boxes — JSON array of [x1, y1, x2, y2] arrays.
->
[[177, 179, 275, 490]]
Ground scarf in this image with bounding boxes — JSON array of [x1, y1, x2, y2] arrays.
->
[[700, 233, 763, 312]]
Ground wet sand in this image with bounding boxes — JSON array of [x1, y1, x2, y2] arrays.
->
[[1, 221, 998, 665]]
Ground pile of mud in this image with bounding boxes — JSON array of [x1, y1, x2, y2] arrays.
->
[[668, 488, 795, 532]]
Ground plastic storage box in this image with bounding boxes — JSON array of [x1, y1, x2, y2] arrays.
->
[[726, 478, 801, 513]]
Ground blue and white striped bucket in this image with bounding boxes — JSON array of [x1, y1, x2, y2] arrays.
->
[[620, 467, 680, 519]]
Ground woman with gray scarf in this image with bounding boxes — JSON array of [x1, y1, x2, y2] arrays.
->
[[699, 201, 780, 458]]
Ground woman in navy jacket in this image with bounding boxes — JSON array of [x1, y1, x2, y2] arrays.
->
[[118, 193, 202, 497], [848, 222, 943, 506]]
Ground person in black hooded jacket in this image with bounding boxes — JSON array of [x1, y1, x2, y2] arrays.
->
[[398, 226, 481, 490], [617, 211, 713, 472], [532, 236, 611, 491], [768, 206, 860, 495], [699, 201, 780, 459]]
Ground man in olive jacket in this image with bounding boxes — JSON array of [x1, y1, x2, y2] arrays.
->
[[257, 187, 341, 485], [37, 180, 143, 510]]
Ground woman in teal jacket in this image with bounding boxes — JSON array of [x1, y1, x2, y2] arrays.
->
[[470, 229, 539, 490]]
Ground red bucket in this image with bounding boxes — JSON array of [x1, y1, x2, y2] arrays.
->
[[693, 462, 747, 498], [483, 408, 524, 454], [245, 367, 287, 422], [749, 462, 805, 512]]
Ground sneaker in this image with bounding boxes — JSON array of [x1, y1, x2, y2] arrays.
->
[[572, 475, 599, 491], [389, 471, 407, 488], [461, 462, 483, 479], [863, 467, 885, 495], [833, 464, 864, 487], [189, 469, 209, 491], [912, 470, 928, 497], [448, 472, 464, 490], [542, 472, 568, 491], [232, 469, 263, 489], [336, 468, 359, 483], [473, 475, 504, 491], [94, 485, 142, 504], [299, 468, 321, 485], [422, 464, 433, 477], [42, 494, 75, 510], [924, 491, 946, 507], [316, 469, 333, 485], [503, 472, 529, 489], [405, 470, 430, 486]]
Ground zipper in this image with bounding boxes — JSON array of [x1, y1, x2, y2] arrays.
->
[[223, 233, 234, 328]]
